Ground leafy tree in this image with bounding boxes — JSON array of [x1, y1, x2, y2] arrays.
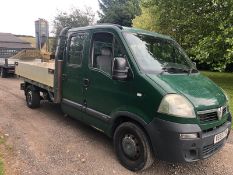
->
[[98, 0, 141, 26], [191, 1, 233, 71], [133, 6, 159, 31], [133, 0, 233, 71], [52, 7, 95, 51]]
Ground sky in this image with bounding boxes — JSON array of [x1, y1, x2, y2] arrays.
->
[[0, 0, 99, 36]]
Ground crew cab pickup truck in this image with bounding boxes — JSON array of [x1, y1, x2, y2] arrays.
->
[[15, 24, 232, 171]]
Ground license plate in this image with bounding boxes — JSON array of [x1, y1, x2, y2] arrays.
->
[[214, 128, 229, 144]]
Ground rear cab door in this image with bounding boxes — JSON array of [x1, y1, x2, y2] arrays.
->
[[61, 30, 89, 118]]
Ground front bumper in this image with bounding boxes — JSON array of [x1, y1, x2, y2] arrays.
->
[[146, 113, 232, 162]]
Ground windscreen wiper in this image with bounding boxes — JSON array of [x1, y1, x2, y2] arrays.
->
[[188, 67, 199, 75], [160, 67, 189, 75], [188, 67, 193, 75]]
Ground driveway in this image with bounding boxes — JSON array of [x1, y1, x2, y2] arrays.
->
[[0, 78, 232, 175]]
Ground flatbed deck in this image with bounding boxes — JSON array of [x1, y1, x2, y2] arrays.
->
[[15, 60, 55, 88]]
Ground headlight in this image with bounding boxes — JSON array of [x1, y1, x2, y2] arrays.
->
[[158, 94, 196, 118], [222, 90, 230, 113]]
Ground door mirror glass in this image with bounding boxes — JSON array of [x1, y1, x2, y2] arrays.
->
[[112, 57, 128, 80]]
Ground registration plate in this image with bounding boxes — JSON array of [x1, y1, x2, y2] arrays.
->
[[214, 128, 229, 144]]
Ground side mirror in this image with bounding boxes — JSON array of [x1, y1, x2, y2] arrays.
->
[[112, 57, 128, 80]]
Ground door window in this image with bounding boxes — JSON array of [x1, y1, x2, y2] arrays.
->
[[91, 33, 113, 75], [113, 39, 126, 58], [67, 33, 86, 65], [90, 32, 127, 76]]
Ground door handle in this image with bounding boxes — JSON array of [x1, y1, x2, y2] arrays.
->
[[83, 78, 90, 87]]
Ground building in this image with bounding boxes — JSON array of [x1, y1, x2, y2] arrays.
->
[[0, 33, 33, 58]]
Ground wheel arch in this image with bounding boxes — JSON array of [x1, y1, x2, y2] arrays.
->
[[110, 112, 150, 140], [25, 82, 37, 90], [111, 112, 155, 171]]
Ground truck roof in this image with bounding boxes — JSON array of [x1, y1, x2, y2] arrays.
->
[[69, 24, 173, 40]]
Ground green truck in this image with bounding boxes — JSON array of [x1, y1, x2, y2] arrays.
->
[[15, 24, 232, 171]]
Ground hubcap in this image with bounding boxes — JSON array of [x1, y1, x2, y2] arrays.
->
[[27, 91, 32, 105], [122, 134, 140, 160]]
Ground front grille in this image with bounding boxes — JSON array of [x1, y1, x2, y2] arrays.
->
[[198, 106, 227, 123], [202, 140, 225, 157], [198, 112, 218, 122]]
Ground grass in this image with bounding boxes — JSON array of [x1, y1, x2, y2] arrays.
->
[[201, 71, 233, 127], [0, 159, 3, 175], [0, 137, 4, 145], [0, 137, 4, 175]]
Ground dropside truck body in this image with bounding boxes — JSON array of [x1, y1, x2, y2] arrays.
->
[[15, 24, 232, 171], [1, 49, 44, 78]]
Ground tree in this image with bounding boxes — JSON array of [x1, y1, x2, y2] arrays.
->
[[132, 6, 159, 31], [191, 1, 233, 71], [52, 7, 95, 51], [98, 0, 141, 26], [133, 0, 233, 71]]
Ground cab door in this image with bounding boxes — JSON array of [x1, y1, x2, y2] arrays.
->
[[83, 31, 134, 129], [61, 32, 88, 118]]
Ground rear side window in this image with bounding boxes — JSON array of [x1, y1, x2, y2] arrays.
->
[[67, 33, 86, 65]]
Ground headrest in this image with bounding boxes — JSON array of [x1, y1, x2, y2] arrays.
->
[[101, 47, 112, 56]]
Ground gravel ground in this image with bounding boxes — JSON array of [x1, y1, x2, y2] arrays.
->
[[0, 77, 232, 175]]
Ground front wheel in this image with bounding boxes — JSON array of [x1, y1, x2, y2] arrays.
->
[[113, 122, 154, 171], [25, 86, 40, 108]]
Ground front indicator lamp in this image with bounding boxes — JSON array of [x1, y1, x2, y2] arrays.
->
[[180, 133, 199, 140]]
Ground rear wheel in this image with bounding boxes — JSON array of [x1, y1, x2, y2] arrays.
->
[[1, 68, 7, 78], [113, 122, 154, 171], [26, 86, 40, 108]]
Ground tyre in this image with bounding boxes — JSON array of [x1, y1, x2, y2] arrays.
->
[[113, 122, 154, 171], [0, 68, 7, 78], [25, 86, 40, 108]]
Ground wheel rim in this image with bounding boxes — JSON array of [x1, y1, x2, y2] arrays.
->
[[27, 91, 32, 105], [121, 134, 140, 160]]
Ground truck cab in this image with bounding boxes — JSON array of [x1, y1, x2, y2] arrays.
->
[[16, 24, 232, 171]]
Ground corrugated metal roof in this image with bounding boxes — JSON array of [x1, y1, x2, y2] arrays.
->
[[0, 32, 33, 49], [0, 42, 32, 49]]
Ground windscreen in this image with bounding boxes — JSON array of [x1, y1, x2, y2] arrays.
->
[[123, 32, 197, 74]]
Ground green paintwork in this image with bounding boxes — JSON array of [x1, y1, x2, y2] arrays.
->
[[58, 24, 229, 134], [148, 73, 227, 110]]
